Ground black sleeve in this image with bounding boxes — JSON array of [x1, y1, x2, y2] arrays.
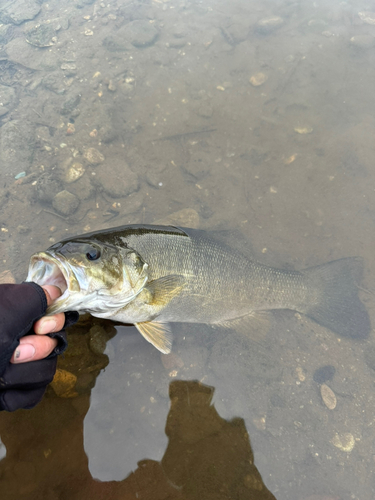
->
[[0, 282, 78, 412]]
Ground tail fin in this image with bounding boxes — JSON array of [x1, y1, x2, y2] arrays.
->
[[302, 257, 371, 339]]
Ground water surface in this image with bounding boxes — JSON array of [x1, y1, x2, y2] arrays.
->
[[1, 0, 375, 499]]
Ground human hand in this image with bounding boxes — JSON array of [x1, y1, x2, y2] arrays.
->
[[0, 281, 78, 411], [10, 285, 66, 364]]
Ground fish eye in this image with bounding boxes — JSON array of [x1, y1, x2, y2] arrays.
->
[[86, 246, 101, 261]]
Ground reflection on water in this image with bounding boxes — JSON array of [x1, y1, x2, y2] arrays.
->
[[1, 0, 375, 498], [0, 373, 276, 499]]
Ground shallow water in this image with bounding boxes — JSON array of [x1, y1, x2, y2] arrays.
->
[[1, 0, 375, 498]]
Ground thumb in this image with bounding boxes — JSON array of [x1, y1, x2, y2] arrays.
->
[[42, 285, 62, 305]]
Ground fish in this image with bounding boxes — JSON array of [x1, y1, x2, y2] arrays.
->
[[26, 224, 371, 353]]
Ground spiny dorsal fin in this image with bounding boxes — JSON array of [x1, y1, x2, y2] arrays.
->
[[146, 274, 186, 307], [135, 321, 172, 353]]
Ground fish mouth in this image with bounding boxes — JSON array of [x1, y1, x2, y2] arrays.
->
[[26, 252, 78, 314], [26, 251, 149, 316]]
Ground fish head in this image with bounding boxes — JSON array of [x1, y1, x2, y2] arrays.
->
[[26, 238, 149, 315]]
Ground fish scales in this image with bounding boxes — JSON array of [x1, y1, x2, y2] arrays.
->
[[117, 229, 314, 323]]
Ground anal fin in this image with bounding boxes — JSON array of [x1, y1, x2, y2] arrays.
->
[[135, 321, 173, 353], [216, 311, 271, 344]]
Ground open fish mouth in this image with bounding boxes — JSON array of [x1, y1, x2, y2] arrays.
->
[[26, 249, 150, 316], [26, 252, 77, 313]]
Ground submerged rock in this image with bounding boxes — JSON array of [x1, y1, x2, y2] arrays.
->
[[25, 23, 57, 47], [6, 37, 59, 71], [0, 24, 10, 44], [84, 147, 104, 165], [102, 35, 132, 52], [33, 173, 62, 204], [60, 94, 81, 115], [52, 190, 80, 216], [93, 159, 139, 197], [220, 23, 249, 45], [156, 208, 200, 228], [65, 175, 95, 201], [0, 84, 16, 116], [0, 120, 35, 180], [0, 0, 41, 25], [122, 20, 159, 48]]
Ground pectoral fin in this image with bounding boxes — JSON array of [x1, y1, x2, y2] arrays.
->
[[135, 321, 173, 353], [146, 275, 186, 307]]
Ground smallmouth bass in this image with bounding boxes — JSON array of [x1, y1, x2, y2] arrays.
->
[[26, 224, 371, 353]]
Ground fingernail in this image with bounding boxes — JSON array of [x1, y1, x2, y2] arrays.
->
[[14, 344, 36, 363], [36, 318, 57, 334]]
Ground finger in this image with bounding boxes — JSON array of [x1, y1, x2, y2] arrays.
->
[[11, 335, 58, 364], [42, 285, 62, 305], [34, 312, 65, 335]]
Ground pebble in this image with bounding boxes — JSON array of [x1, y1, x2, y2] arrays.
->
[[320, 383, 337, 410], [256, 16, 284, 34], [84, 147, 105, 165], [295, 366, 306, 382], [358, 11, 375, 25], [294, 126, 313, 134], [107, 80, 116, 92], [65, 162, 85, 183], [52, 190, 80, 216], [66, 123, 75, 135], [253, 416, 266, 431], [249, 72, 268, 87], [284, 154, 297, 165], [350, 35, 375, 49], [331, 432, 355, 453]]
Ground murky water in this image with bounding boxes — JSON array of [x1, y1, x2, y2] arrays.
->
[[1, 0, 375, 498]]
